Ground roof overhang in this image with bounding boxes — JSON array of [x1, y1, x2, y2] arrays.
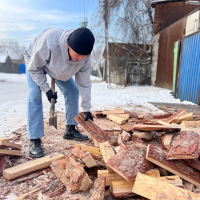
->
[[151, 0, 184, 7]]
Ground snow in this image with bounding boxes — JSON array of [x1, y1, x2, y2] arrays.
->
[[0, 54, 7, 63], [0, 72, 194, 138]]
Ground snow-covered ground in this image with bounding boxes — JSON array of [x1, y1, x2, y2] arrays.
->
[[0, 73, 194, 138]]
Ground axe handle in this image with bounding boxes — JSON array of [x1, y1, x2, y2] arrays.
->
[[50, 78, 55, 118]]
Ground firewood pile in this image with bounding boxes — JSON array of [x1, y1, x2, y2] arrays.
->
[[1, 108, 200, 199]]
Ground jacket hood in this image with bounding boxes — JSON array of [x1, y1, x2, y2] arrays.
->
[[59, 29, 74, 63]]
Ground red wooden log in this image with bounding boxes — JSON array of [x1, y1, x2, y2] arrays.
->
[[184, 159, 200, 171], [74, 115, 116, 145], [146, 144, 200, 187], [167, 131, 199, 160], [106, 142, 155, 181]]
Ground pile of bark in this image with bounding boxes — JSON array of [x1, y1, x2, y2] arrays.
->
[[2, 108, 200, 199]]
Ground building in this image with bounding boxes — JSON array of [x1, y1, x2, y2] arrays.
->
[[103, 42, 151, 86], [151, 0, 200, 105]]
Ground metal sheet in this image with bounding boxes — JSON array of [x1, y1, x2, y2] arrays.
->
[[178, 33, 200, 104], [156, 17, 186, 89]]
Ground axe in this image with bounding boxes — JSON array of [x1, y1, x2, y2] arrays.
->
[[49, 78, 57, 129]]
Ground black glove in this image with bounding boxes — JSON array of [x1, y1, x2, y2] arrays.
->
[[84, 112, 93, 121], [46, 89, 57, 103]]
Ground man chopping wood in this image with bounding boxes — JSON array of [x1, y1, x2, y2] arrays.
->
[[24, 28, 94, 158]]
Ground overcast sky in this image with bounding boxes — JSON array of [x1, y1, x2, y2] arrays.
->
[[0, 0, 96, 47]]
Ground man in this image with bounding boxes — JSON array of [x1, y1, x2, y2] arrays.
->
[[24, 27, 94, 158]]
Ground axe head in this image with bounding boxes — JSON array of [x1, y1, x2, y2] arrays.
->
[[49, 115, 57, 129]]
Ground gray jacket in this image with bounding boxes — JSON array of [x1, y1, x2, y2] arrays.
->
[[24, 28, 92, 112]]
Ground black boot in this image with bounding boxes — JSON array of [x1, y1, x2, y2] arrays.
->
[[29, 139, 44, 158], [63, 125, 89, 141]]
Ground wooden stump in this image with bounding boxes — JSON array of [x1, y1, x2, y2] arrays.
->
[[167, 131, 199, 160], [74, 115, 116, 145], [146, 144, 200, 187], [50, 153, 93, 193], [106, 142, 155, 181]]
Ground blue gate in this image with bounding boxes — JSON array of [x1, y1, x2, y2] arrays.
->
[[178, 33, 200, 105]]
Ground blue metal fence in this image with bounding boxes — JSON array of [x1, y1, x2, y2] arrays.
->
[[178, 33, 200, 105], [19, 64, 26, 74]]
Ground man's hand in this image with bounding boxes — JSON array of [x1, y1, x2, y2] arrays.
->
[[46, 89, 57, 103], [84, 112, 93, 121]]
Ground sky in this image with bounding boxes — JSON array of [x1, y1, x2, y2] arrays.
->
[[0, 0, 97, 47]]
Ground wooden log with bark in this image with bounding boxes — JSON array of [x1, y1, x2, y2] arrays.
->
[[89, 176, 106, 200], [132, 131, 155, 141], [121, 130, 131, 142], [146, 144, 200, 187], [106, 142, 155, 181], [0, 156, 12, 176], [167, 131, 199, 160], [74, 114, 116, 145], [180, 121, 200, 128], [120, 123, 134, 132], [71, 146, 97, 168], [50, 153, 93, 193], [184, 159, 200, 171], [0, 140, 21, 150], [132, 173, 200, 200]]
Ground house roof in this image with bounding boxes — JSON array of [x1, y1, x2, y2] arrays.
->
[[0, 54, 8, 63], [151, 0, 184, 7]]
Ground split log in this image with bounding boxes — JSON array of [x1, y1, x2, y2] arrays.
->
[[118, 134, 125, 146], [132, 173, 200, 200], [102, 109, 124, 115], [99, 141, 116, 173], [178, 112, 193, 123], [105, 129, 122, 136], [0, 149, 22, 157], [133, 124, 181, 132], [156, 175, 183, 186], [132, 131, 155, 141], [164, 109, 185, 123], [120, 123, 134, 132], [0, 140, 21, 150], [114, 146, 121, 153], [184, 159, 200, 171], [180, 121, 200, 128], [75, 115, 116, 145], [146, 144, 200, 187], [93, 111, 105, 118], [106, 142, 155, 181], [89, 176, 106, 200], [157, 167, 170, 176], [107, 114, 129, 119], [121, 130, 131, 142], [50, 153, 93, 193], [162, 133, 174, 150], [156, 120, 171, 125], [71, 146, 97, 168], [0, 138, 7, 141], [137, 115, 144, 119], [3, 154, 65, 180], [167, 131, 199, 160], [0, 156, 12, 176], [75, 144, 102, 155], [107, 115, 127, 124]]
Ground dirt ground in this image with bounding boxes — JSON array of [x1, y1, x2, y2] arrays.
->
[[1, 109, 200, 200]]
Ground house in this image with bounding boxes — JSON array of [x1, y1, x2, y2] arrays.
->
[[151, 0, 200, 105], [103, 42, 151, 86], [0, 54, 12, 64]]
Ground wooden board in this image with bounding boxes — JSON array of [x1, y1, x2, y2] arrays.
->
[[107, 115, 127, 125], [0, 149, 22, 157], [156, 120, 171, 125], [167, 131, 199, 159], [165, 109, 185, 123], [180, 121, 200, 128], [156, 175, 182, 186], [132, 173, 200, 200], [132, 131, 155, 141], [74, 115, 116, 145], [99, 141, 116, 173], [75, 144, 102, 155], [3, 154, 65, 180], [102, 109, 124, 115], [178, 112, 193, 122], [106, 142, 155, 181], [0, 140, 21, 150], [133, 124, 181, 132], [162, 133, 174, 150], [146, 144, 200, 187], [121, 123, 134, 132], [107, 114, 129, 119]]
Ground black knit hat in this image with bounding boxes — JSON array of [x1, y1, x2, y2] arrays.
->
[[68, 28, 95, 55]]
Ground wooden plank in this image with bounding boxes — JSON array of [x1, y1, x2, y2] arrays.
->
[[121, 130, 131, 142], [165, 109, 185, 123], [167, 131, 199, 160], [146, 144, 200, 187], [107, 114, 129, 119], [162, 133, 174, 150], [3, 154, 65, 180], [178, 112, 193, 122], [132, 173, 200, 200], [74, 115, 116, 145], [156, 175, 183, 186], [102, 109, 124, 115], [0, 140, 21, 150], [132, 131, 155, 141], [121, 123, 134, 132], [106, 142, 154, 181], [0, 149, 22, 157], [133, 124, 181, 132], [180, 121, 200, 128], [118, 134, 125, 146], [75, 144, 102, 155], [137, 115, 144, 119], [107, 115, 127, 125], [156, 120, 171, 125], [99, 141, 116, 173], [105, 129, 122, 136]]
